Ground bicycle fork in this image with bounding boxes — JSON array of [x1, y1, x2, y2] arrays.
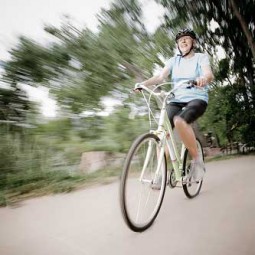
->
[[139, 140, 165, 185]]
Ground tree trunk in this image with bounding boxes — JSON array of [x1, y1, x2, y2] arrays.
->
[[191, 122, 206, 147], [122, 61, 147, 82], [229, 0, 255, 60], [246, 65, 255, 108]]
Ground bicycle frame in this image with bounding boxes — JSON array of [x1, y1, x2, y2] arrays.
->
[[138, 81, 193, 183]]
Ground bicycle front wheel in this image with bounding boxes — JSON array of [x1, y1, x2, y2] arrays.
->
[[182, 138, 204, 198], [120, 133, 167, 232]]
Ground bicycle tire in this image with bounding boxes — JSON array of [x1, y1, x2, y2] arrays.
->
[[169, 169, 177, 188], [182, 138, 204, 199], [120, 133, 167, 232]]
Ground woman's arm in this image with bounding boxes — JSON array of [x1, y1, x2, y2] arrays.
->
[[196, 65, 214, 87], [141, 65, 170, 87]]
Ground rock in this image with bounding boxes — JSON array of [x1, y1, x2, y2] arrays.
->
[[78, 151, 125, 174]]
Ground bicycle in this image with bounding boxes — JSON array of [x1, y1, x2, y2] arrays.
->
[[119, 80, 205, 232]]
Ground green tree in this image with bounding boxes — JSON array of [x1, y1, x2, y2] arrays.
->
[[3, 37, 70, 85]]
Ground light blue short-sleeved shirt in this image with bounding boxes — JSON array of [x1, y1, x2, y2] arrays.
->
[[165, 53, 210, 103]]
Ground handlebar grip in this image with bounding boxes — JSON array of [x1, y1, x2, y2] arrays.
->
[[187, 80, 197, 86], [134, 83, 144, 92]]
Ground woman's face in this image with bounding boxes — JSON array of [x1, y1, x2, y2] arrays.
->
[[177, 36, 194, 54]]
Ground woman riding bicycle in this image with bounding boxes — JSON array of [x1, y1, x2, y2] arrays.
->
[[136, 28, 214, 182]]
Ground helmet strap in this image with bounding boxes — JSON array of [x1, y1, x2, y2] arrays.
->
[[177, 43, 194, 58]]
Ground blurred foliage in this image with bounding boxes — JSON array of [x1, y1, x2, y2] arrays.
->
[[0, 0, 255, 203], [99, 107, 148, 152], [3, 36, 70, 84], [0, 85, 32, 126]]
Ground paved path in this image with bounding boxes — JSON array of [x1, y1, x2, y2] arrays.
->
[[0, 156, 255, 255]]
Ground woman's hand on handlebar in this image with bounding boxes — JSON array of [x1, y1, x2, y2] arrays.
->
[[196, 76, 207, 87], [133, 83, 143, 92]]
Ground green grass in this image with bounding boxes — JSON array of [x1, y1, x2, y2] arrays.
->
[[204, 151, 255, 163], [0, 167, 122, 207], [205, 154, 238, 162]]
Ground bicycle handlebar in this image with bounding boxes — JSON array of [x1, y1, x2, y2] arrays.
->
[[134, 80, 199, 98]]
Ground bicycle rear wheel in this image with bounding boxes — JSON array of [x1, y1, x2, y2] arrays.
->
[[182, 138, 204, 198], [120, 133, 167, 232]]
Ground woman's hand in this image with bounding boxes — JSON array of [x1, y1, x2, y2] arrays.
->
[[133, 83, 143, 92], [196, 76, 207, 87]]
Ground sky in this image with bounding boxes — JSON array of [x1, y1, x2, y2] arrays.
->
[[0, 0, 108, 58], [0, 0, 165, 117], [0, 0, 112, 60], [0, 0, 164, 61]]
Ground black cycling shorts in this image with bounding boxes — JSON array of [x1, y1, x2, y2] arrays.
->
[[166, 99, 207, 128]]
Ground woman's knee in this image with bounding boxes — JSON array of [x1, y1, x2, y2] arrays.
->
[[173, 116, 187, 127]]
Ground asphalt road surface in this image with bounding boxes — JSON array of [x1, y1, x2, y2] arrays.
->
[[0, 156, 255, 255]]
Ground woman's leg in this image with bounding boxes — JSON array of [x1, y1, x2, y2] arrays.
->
[[174, 99, 208, 181], [166, 102, 184, 129], [165, 103, 183, 159], [174, 117, 198, 160], [174, 99, 207, 160]]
